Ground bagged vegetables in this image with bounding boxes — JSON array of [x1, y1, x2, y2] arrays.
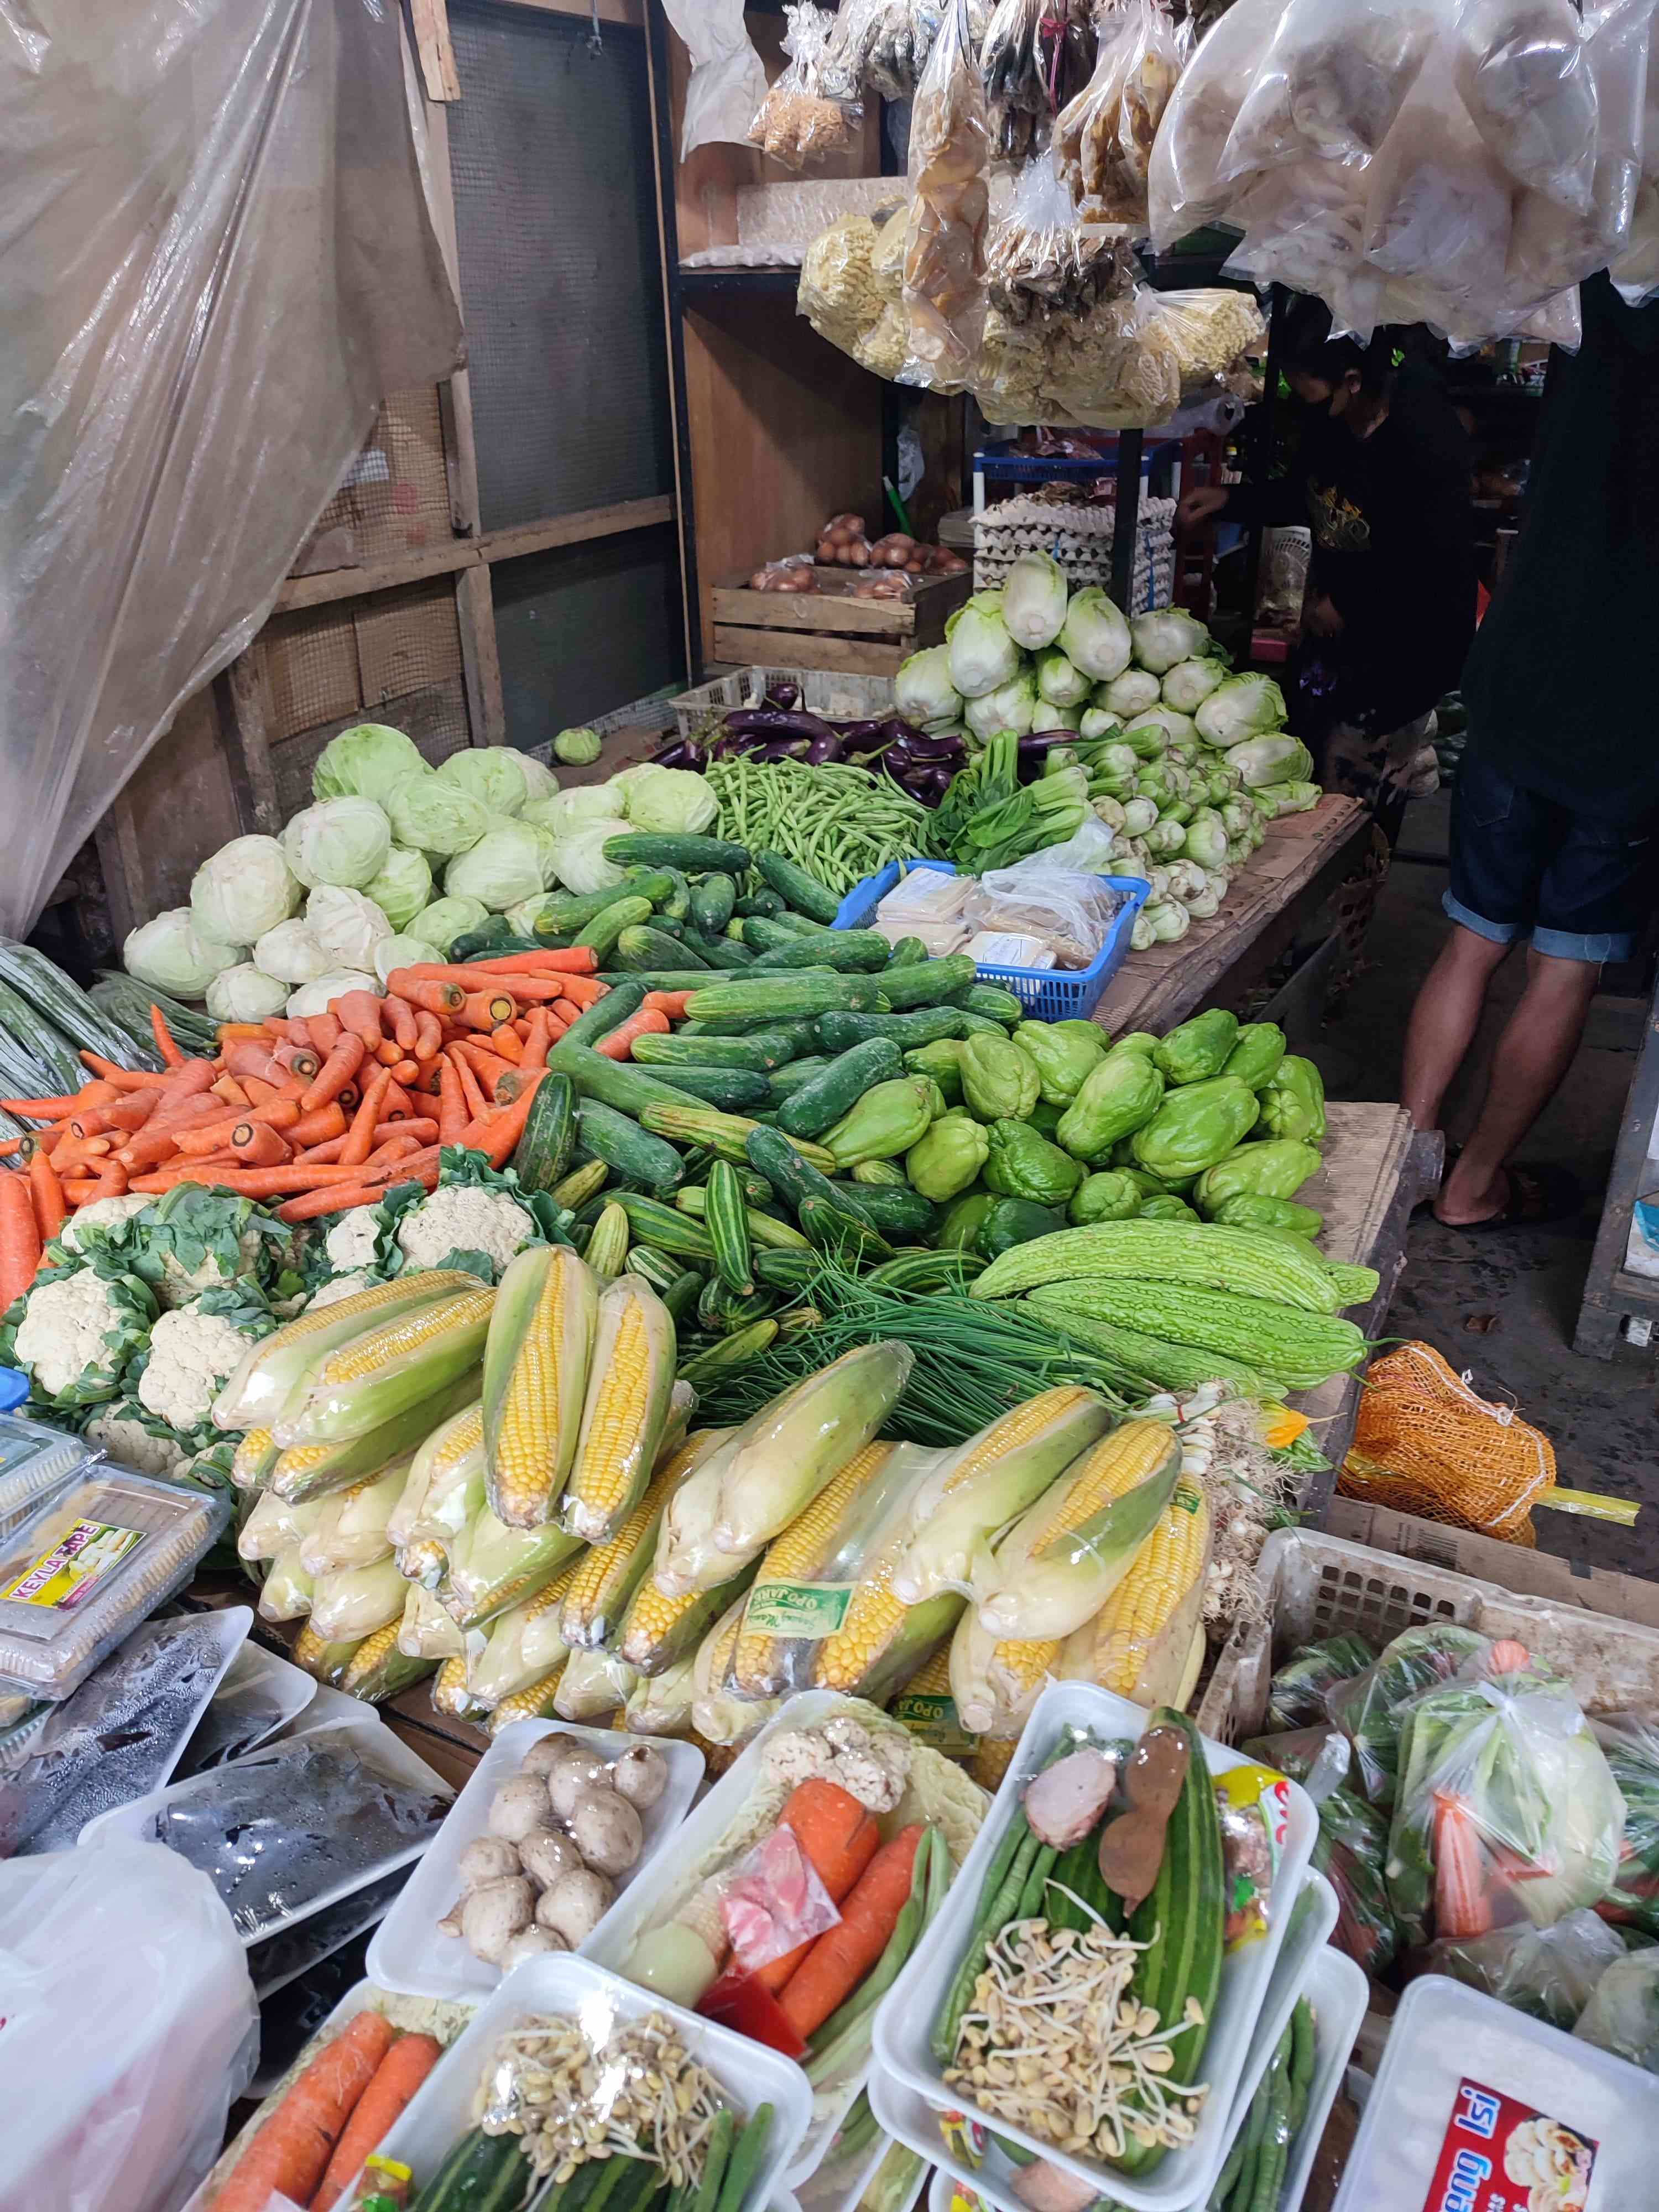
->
[[1594, 1709, 1659, 1934], [1430, 1906, 1630, 2030], [1574, 1949, 1659, 2072], [1324, 1621, 1489, 1804]]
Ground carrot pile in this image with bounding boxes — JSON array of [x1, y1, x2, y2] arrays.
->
[[0, 950, 635, 1302], [207, 2007, 444, 2212]]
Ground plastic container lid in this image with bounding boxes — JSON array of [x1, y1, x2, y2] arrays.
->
[[0, 1411, 95, 1538], [1333, 1974, 1659, 2212], [0, 1465, 229, 1698]]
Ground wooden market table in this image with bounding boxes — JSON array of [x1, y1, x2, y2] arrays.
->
[[1092, 794, 1373, 1036]]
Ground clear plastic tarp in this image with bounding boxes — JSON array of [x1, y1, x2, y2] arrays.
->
[[0, 0, 464, 934]]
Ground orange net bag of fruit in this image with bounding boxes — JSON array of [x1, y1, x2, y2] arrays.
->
[[1339, 1340, 1556, 1546]]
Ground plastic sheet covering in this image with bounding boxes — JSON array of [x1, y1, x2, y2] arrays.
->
[[0, 0, 463, 937], [0, 1839, 257, 2212], [661, 0, 769, 156]]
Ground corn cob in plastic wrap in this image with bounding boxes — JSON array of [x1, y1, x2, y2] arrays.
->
[[1057, 1472, 1212, 1707], [276, 1288, 494, 1447], [559, 1277, 677, 1543], [483, 1245, 599, 1529]]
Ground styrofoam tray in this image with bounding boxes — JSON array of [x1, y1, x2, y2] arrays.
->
[[585, 1691, 950, 2190], [379, 1952, 813, 2210], [872, 1682, 1316, 2212], [368, 1717, 704, 1998], [76, 1711, 453, 1947], [176, 1635, 315, 1773]]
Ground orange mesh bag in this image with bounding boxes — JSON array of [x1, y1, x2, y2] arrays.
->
[[1340, 1340, 1556, 1546]]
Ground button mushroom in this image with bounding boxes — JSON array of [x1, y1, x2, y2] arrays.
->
[[570, 1785, 643, 1876], [501, 1926, 567, 1969], [536, 1865, 615, 1947], [490, 1773, 558, 1844], [520, 1731, 583, 1779], [519, 1828, 585, 1890], [610, 1744, 669, 1812], [461, 1875, 536, 1964], [457, 1835, 522, 1891], [546, 1747, 612, 1824]]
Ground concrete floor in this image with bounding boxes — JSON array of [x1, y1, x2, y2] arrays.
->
[[1311, 790, 1659, 1575]]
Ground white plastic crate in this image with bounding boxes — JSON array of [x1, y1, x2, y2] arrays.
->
[[670, 666, 895, 740]]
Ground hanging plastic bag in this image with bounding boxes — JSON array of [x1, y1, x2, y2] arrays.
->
[[749, 2, 861, 168], [0, 1840, 257, 2212], [903, 0, 992, 389], [980, 0, 1102, 165], [1361, 45, 1517, 324], [1611, 51, 1659, 300], [662, 0, 771, 154], [1147, 0, 1287, 250], [1055, 0, 1183, 228], [1428, 1907, 1631, 2030], [1573, 1948, 1659, 2072], [1218, 0, 1448, 182], [985, 156, 1141, 323], [1385, 1646, 1626, 1952], [1451, 0, 1600, 215], [1593, 1710, 1659, 1935], [1223, 158, 1371, 303]]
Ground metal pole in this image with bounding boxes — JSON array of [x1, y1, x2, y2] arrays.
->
[[1112, 429, 1144, 609]]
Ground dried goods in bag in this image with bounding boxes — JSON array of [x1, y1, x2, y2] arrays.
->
[[823, 0, 988, 101], [1055, 0, 1182, 227], [1147, 0, 1284, 250], [985, 156, 1141, 322], [979, 0, 1100, 165], [1451, 0, 1600, 215], [1361, 49, 1516, 312], [1217, 0, 1447, 182], [903, 0, 992, 389], [748, 2, 860, 168]]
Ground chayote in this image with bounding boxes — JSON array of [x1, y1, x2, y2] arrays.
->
[[1056, 1051, 1165, 1161], [1213, 1192, 1325, 1237], [1014, 1019, 1107, 1107], [1193, 1138, 1323, 1213], [1105, 1031, 1160, 1059], [1131, 1074, 1260, 1179], [1138, 1193, 1201, 1223], [1027, 1096, 1065, 1138], [904, 1038, 967, 1106], [822, 1076, 936, 1167], [906, 1112, 990, 1203], [961, 1033, 1040, 1123], [1152, 1008, 1240, 1086], [1258, 1054, 1327, 1142], [1220, 1022, 1287, 1091], [937, 1189, 996, 1250], [975, 1196, 1066, 1260], [982, 1118, 1085, 1208], [1070, 1170, 1145, 1224]]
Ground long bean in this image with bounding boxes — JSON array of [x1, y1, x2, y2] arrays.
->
[[705, 759, 940, 896]]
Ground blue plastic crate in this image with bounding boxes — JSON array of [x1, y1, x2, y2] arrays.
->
[[832, 859, 1146, 1023]]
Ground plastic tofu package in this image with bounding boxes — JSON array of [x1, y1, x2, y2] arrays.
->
[[962, 931, 1055, 968], [878, 869, 978, 921]]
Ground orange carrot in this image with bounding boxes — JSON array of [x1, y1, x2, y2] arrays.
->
[[289, 1102, 349, 1150], [27, 1148, 66, 1244], [308, 1012, 343, 1056], [550, 972, 608, 1007], [552, 997, 585, 1029], [414, 1010, 442, 1062], [215, 1022, 270, 1045], [337, 990, 384, 1052], [364, 1133, 421, 1171], [64, 1172, 125, 1204], [455, 1042, 515, 1096], [778, 1825, 924, 2037], [446, 1047, 488, 1124], [149, 1003, 186, 1067], [458, 988, 517, 1033], [457, 1073, 544, 1167], [80, 1054, 168, 1089], [220, 1041, 282, 1084], [1433, 1794, 1494, 1938], [489, 1024, 524, 1065], [278, 1154, 440, 1223], [0, 1173, 42, 1313], [270, 1041, 322, 1084], [103, 1094, 158, 1131], [437, 1058, 468, 1145], [642, 991, 697, 1019], [599, 1009, 670, 1061], [211, 1076, 253, 1110], [340, 1066, 393, 1170], [230, 1122, 291, 1168], [383, 994, 418, 1053], [210, 2010, 395, 2212], [520, 1008, 553, 1070], [385, 973, 465, 1015], [756, 1781, 883, 1994], [301, 1033, 366, 1114], [147, 1161, 385, 1197], [312, 2032, 445, 2212], [373, 1039, 402, 1068], [426, 948, 600, 978]]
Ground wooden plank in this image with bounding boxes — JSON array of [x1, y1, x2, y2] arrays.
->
[[709, 586, 919, 637], [456, 564, 508, 744], [481, 498, 675, 565], [213, 651, 284, 838], [496, 0, 644, 26], [410, 0, 462, 100], [712, 623, 906, 675], [92, 689, 243, 943]]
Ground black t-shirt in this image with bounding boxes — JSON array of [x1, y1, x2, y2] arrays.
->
[[1232, 363, 1478, 735], [1463, 275, 1659, 822]]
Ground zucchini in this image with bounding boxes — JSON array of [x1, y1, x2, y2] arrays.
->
[[613, 1194, 716, 1262], [698, 1272, 773, 1332], [850, 1159, 908, 1186], [766, 1056, 831, 1100], [865, 1248, 987, 1291], [557, 981, 649, 1051], [603, 832, 752, 873], [688, 874, 737, 933], [797, 1193, 893, 1260], [646, 1064, 771, 1112], [753, 930, 890, 974], [677, 1184, 811, 1251], [679, 1318, 778, 1385], [685, 974, 888, 1022], [575, 1100, 685, 1189], [834, 1181, 937, 1236], [632, 1032, 773, 1072], [816, 1007, 967, 1052], [512, 1071, 577, 1192], [546, 1039, 691, 1115], [624, 1245, 683, 1294], [412, 2128, 528, 2212], [616, 925, 707, 973], [733, 889, 785, 919], [679, 928, 755, 970], [875, 953, 979, 1011], [754, 1247, 820, 1292], [886, 936, 929, 967], [660, 1269, 706, 1327], [550, 1158, 609, 1209], [575, 894, 654, 962], [776, 1037, 904, 1139], [640, 1100, 833, 1171], [755, 850, 841, 924], [953, 982, 1025, 1024], [705, 1160, 755, 1296]]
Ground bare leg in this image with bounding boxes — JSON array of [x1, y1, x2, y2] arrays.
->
[[1401, 924, 1512, 1134], [1435, 947, 1600, 1225]]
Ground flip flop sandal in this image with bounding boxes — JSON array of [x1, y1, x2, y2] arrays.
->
[[1435, 1161, 1583, 1232]]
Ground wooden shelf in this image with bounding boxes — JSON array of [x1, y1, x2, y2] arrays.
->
[[679, 266, 802, 298]]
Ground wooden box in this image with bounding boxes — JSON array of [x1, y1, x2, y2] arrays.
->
[[708, 565, 972, 677]]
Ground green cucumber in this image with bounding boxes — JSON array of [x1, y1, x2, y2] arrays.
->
[[661, 1268, 706, 1325], [547, 1040, 693, 1118], [596, 971, 732, 994], [624, 1245, 684, 1294], [577, 896, 654, 962], [677, 1185, 811, 1251], [875, 954, 979, 1011], [679, 1318, 778, 1384], [885, 936, 930, 967], [797, 1193, 893, 1259], [864, 1248, 986, 1291], [613, 1194, 716, 1262], [655, 868, 693, 922], [766, 1057, 831, 1099], [616, 925, 707, 973], [679, 928, 755, 969], [413, 2128, 528, 2212], [648, 1065, 772, 1112], [755, 851, 841, 924], [816, 1007, 967, 1052], [851, 1158, 909, 1186], [511, 1071, 577, 1193], [633, 1032, 773, 1072], [737, 915, 805, 953], [705, 1159, 755, 1295], [576, 1100, 685, 1189], [685, 974, 887, 1022], [603, 832, 752, 873], [831, 1180, 936, 1237], [752, 930, 890, 973], [556, 982, 650, 1051], [952, 983, 1025, 1024], [754, 1247, 820, 1292], [688, 874, 737, 933], [733, 889, 785, 919], [775, 1037, 904, 1138]]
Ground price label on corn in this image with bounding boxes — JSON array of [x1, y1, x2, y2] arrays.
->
[[743, 1579, 857, 1638], [891, 1690, 979, 1759]]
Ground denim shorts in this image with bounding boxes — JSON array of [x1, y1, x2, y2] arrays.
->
[[1444, 747, 1657, 963]]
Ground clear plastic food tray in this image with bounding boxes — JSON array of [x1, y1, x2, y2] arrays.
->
[[0, 1412, 93, 1539], [871, 1681, 1317, 2212], [177, 1636, 317, 1773], [368, 1717, 705, 1999], [0, 1465, 229, 1698], [879, 1875, 1350, 2212], [76, 1712, 453, 1948], [379, 1952, 813, 2212], [1333, 1975, 1659, 2212]]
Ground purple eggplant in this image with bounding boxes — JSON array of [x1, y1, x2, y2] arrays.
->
[[757, 735, 815, 761], [805, 732, 846, 763], [649, 738, 707, 768], [765, 682, 801, 711], [724, 706, 841, 744]]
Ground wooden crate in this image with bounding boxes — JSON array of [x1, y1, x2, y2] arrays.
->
[[708, 566, 971, 676]]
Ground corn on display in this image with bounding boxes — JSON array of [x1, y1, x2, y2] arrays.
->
[[277, 1288, 495, 1447], [466, 1545, 588, 1707], [969, 1418, 1181, 1644], [292, 1620, 359, 1686], [213, 1270, 478, 1433], [727, 1439, 898, 1700], [398, 1579, 468, 1660], [231, 1428, 279, 1491], [560, 1446, 688, 1652], [432, 1652, 486, 1721], [270, 1374, 481, 1503], [1057, 1473, 1212, 1705], [559, 1278, 676, 1543], [948, 1609, 1063, 1739], [308, 1554, 409, 1642], [299, 1457, 411, 1578], [553, 1642, 640, 1723], [487, 1666, 570, 1735], [624, 1648, 699, 1737], [483, 1246, 599, 1529], [388, 1400, 484, 1555], [338, 1618, 434, 1702], [441, 1506, 585, 1630]]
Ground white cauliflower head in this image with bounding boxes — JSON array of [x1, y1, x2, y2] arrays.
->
[[139, 1301, 264, 1433], [396, 1185, 535, 1276], [309, 1268, 384, 1310], [58, 1193, 149, 1255], [14, 1271, 153, 1404], [324, 1206, 383, 1274], [84, 1401, 188, 1478]]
